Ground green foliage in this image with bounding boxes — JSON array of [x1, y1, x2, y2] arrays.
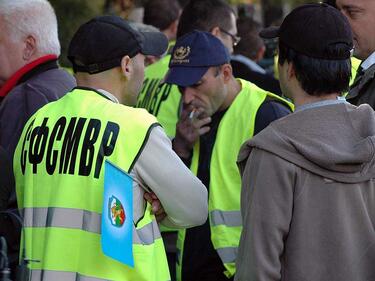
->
[[228, 0, 319, 7], [51, 0, 320, 66], [49, 0, 104, 66]]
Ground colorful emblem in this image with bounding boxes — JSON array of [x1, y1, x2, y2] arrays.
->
[[108, 195, 126, 227], [173, 46, 191, 60]]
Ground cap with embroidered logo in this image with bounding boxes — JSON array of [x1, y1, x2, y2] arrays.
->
[[164, 30, 230, 87]]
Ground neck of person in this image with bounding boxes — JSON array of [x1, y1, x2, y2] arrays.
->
[[75, 72, 123, 103], [292, 90, 340, 108], [219, 77, 242, 111]]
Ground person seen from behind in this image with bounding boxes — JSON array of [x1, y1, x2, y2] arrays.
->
[[13, 15, 208, 281], [235, 3, 375, 281]]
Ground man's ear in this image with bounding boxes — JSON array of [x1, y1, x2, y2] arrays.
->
[[169, 19, 179, 37], [23, 35, 36, 61], [222, 63, 233, 83], [287, 61, 296, 81], [120, 55, 132, 79], [255, 46, 266, 62], [211, 26, 221, 37]]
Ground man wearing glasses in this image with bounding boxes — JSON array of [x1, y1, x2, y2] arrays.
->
[[219, 27, 241, 50], [137, 0, 241, 138]]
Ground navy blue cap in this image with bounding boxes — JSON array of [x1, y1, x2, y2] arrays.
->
[[164, 30, 230, 87]]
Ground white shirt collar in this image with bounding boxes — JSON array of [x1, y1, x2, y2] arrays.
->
[[295, 96, 347, 112], [360, 51, 375, 70], [98, 89, 119, 103]]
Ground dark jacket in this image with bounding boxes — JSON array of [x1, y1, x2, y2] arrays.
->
[[347, 63, 375, 108], [0, 59, 75, 277], [0, 147, 13, 210], [0, 61, 75, 167], [231, 57, 282, 96], [0, 146, 16, 272], [236, 103, 375, 281]]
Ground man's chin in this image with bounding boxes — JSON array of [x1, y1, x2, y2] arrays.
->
[[353, 51, 366, 61], [353, 42, 367, 60]]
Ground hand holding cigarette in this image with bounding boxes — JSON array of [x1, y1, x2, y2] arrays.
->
[[189, 109, 197, 120], [172, 105, 211, 159]]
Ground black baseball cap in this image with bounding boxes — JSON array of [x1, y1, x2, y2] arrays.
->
[[260, 3, 353, 60], [68, 15, 168, 74], [164, 30, 230, 87]]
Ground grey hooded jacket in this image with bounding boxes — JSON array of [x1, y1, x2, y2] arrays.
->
[[235, 102, 375, 281]]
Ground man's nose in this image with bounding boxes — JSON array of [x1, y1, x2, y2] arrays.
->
[[181, 87, 195, 104]]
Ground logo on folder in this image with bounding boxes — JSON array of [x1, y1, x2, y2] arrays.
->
[[108, 195, 126, 227], [102, 161, 134, 267]]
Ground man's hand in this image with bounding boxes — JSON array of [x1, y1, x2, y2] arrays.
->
[[144, 192, 167, 222], [172, 104, 211, 159]]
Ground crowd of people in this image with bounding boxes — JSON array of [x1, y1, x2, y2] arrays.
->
[[1, 0, 375, 281]]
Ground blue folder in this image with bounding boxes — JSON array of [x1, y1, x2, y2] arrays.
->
[[101, 160, 134, 267]]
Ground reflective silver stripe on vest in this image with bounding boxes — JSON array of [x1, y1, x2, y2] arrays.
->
[[133, 219, 161, 245], [21, 207, 161, 245], [29, 269, 171, 281], [216, 247, 238, 264], [210, 210, 242, 227], [22, 207, 101, 233], [30, 269, 110, 281]]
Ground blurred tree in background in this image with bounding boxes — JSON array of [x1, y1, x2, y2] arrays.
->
[[51, 0, 147, 66], [50, 0, 103, 66], [228, 0, 312, 6], [228, 0, 318, 26], [51, 0, 317, 67]]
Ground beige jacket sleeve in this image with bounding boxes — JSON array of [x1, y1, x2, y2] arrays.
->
[[131, 125, 208, 229]]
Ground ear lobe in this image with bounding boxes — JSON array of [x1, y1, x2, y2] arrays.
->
[[23, 35, 36, 61], [222, 64, 233, 83], [211, 26, 221, 37], [287, 62, 296, 80], [170, 19, 178, 35], [256, 46, 266, 62], [121, 55, 132, 77]]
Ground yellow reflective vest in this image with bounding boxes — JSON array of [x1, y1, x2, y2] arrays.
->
[[137, 54, 181, 138], [176, 79, 293, 279], [14, 88, 170, 281]]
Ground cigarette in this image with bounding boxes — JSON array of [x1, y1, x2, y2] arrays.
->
[[189, 109, 196, 120]]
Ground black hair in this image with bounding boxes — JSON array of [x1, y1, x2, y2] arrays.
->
[[324, 0, 337, 8], [143, 0, 181, 31], [234, 18, 264, 60], [177, 0, 235, 38], [278, 41, 351, 96]]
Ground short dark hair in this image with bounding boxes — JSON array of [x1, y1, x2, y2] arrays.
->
[[278, 41, 351, 96], [234, 18, 263, 60], [143, 0, 181, 31], [177, 0, 235, 38], [324, 0, 337, 8]]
